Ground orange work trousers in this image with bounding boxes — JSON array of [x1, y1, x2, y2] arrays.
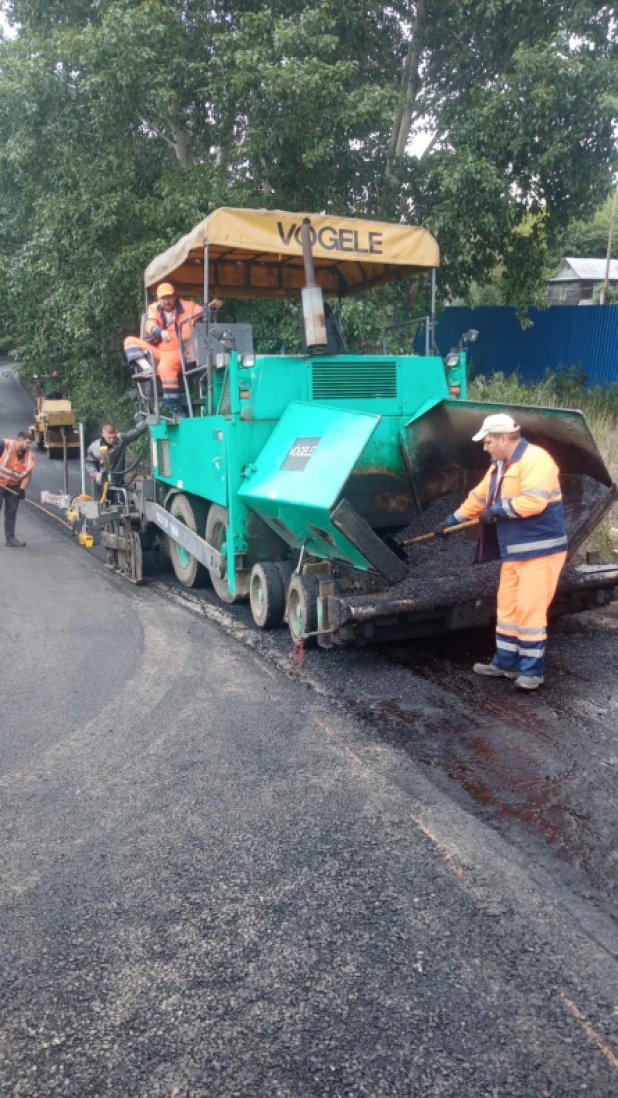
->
[[124, 335, 182, 406], [493, 551, 567, 678]]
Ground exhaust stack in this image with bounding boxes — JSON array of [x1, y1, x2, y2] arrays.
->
[[300, 218, 327, 350]]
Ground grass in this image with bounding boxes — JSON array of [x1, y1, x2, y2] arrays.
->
[[467, 368, 618, 561]]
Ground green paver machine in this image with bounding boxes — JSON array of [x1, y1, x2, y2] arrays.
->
[[78, 207, 618, 644]]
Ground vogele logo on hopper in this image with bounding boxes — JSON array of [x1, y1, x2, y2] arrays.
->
[[277, 220, 383, 256], [281, 437, 321, 471]]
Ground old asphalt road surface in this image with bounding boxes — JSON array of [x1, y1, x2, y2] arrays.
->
[[3, 361, 618, 1095]]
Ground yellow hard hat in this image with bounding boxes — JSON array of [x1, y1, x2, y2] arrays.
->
[[156, 282, 176, 298]]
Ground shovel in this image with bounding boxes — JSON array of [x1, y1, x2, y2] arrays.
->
[[384, 519, 479, 561]]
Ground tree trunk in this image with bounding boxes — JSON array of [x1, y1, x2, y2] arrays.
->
[[386, 0, 427, 183], [171, 124, 191, 170]]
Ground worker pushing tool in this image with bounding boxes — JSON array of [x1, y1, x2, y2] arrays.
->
[[123, 282, 222, 415], [435, 413, 568, 691], [0, 431, 36, 547]]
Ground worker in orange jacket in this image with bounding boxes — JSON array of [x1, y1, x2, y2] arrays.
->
[[124, 283, 222, 414], [0, 431, 36, 547], [435, 413, 568, 691]]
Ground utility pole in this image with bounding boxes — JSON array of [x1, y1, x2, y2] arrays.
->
[[600, 189, 618, 305]]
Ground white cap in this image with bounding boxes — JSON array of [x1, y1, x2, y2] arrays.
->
[[472, 413, 520, 442]]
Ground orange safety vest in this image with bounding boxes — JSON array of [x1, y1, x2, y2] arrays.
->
[[0, 439, 36, 488], [145, 298, 202, 363]]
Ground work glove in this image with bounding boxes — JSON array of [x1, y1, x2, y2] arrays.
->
[[479, 507, 496, 526], [433, 521, 452, 538], [17, 487, 26, 500]]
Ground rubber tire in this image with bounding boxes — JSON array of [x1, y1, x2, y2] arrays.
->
[[168, 493, 209, 588], [286, 574, 321, 646], [275, 559, 293, 595], [249, 562, 286, 629], [139, 524, 158, 552], [205, 503, 241, 604]]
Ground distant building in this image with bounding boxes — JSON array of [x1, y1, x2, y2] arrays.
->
[[547, 257, 618, 305]]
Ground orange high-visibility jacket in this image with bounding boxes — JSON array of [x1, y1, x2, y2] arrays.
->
[[451, 439, 567, 562], [145, 298, 202, 363], [0, 439, 36, 488]]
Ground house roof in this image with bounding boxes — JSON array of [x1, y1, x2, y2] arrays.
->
[[548, 257, 618, 283]]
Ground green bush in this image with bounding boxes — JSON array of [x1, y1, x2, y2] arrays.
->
[[469, 364, 618, 419]]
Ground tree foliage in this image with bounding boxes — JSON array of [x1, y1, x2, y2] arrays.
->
[[552, 193, 618, 263], [0, 0, 616, 417]]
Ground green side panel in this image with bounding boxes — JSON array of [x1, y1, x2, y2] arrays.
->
[[239, 401, 382, 569], [150, 416, 278, 510], [239, 355, 310, 420], [236, 352, 453, 422], [150, 417, 227, 505]]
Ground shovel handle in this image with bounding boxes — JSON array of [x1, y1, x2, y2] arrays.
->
[[401, 518, 479, 547]]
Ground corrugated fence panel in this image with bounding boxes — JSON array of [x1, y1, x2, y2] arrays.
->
[[430, 305, 618, 387]]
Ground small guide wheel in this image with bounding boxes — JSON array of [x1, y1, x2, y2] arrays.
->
[[249, 562, 286, 629], [286, 574, 321, 646]]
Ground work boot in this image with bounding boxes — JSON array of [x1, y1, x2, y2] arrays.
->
[[514, 674, 544, 690], [473, 661, 518, 679], [5, 536, 26, 548]]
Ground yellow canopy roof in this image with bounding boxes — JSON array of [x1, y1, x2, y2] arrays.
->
[[144, 207, 439, 299]]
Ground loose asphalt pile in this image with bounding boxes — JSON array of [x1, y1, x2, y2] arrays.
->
[[344, 483, 604, 612], [384, 495, 500, 609]]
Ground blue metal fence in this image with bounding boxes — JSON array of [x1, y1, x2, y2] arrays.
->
[[431, 305, 618, 387]]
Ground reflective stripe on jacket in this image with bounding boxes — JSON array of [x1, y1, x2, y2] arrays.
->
[[450, 438, 568, 562], [0, 439, 36, 487]]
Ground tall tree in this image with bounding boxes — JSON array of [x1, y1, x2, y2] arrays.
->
[[0, 0, 615, 405]]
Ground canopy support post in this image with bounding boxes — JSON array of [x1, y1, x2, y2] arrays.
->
[[204, 244, 213, 416], [430, 268, 437, 354], [204, 244, 210, 331], [178, 327, 194, 419], [143, 285, 160, 424]]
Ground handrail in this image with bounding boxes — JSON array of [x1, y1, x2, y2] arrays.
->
[[381, 315, 432, 355]]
